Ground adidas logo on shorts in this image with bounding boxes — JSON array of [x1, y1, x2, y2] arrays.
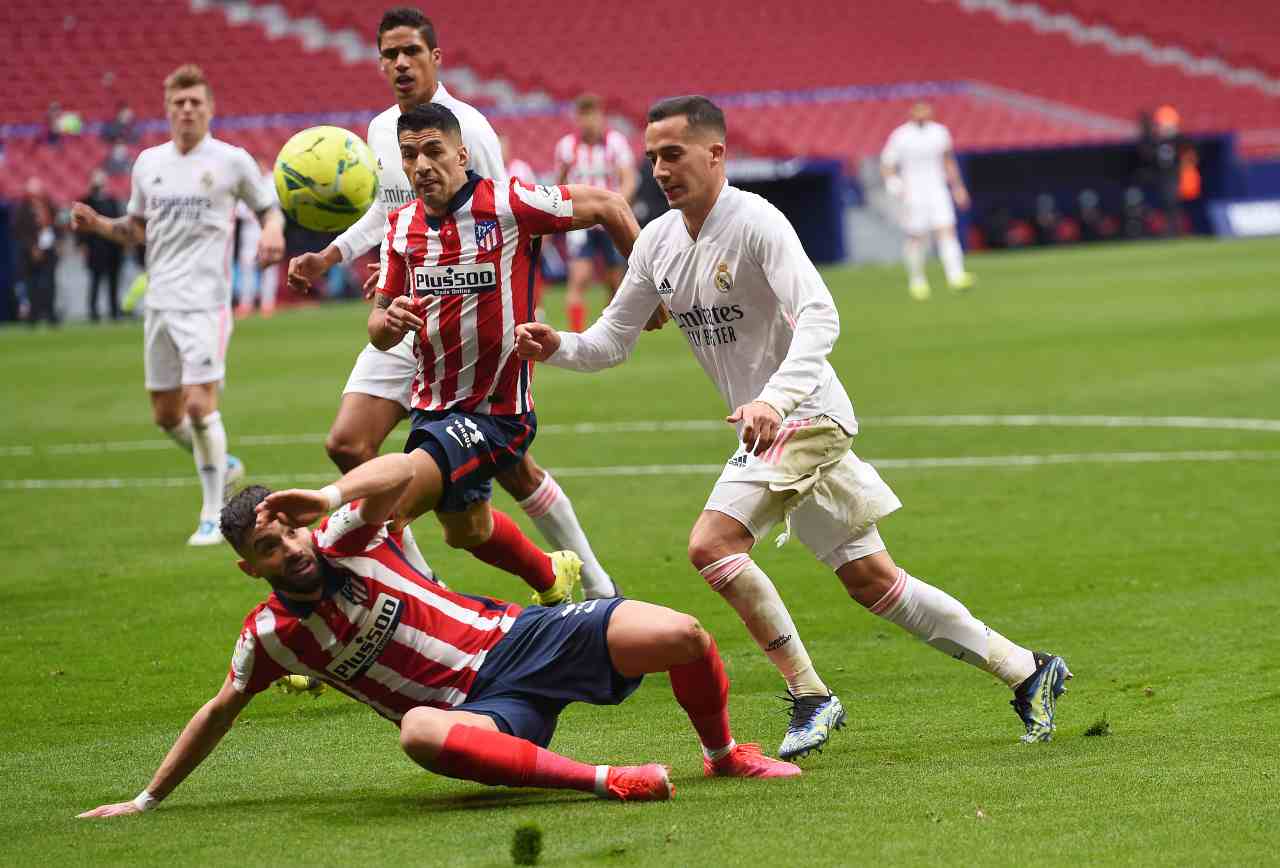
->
[[727, 453, 749, 468]]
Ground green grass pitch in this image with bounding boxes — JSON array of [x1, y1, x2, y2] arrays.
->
[[2, 237, 1278, 866]]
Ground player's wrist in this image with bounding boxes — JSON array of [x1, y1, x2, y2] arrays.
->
[[320, 484, 344, 511], [132, 790, 161, 812]]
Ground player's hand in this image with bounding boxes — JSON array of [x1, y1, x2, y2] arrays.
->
[[385, 296, 425, 334], [727, 401, 783, 457], [256, 226, 286, 268], [515, 322, 561, 361], [256, 489, 329, 528], [363, 263, 381, 300], [287, 252, 330, 293], [952, 185, 971, 211], [643, 303, 670, 332], [69, 202, 101, 234], [77, 801, 143, 819]]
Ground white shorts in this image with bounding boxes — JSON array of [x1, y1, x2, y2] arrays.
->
[[901, 185, 956, 235], [144, 307, 232, 391], [704, 416, 903, 569], [342, 333, 415, 410]]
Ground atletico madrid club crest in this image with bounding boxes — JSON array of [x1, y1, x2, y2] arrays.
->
[[474, 219, 501, 254]]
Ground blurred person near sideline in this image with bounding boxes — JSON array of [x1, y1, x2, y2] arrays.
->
[[102, 103, 140, 145], [79, 170, 126, 322], [1141, 105, 1194, 237], [501, 134, 536, 184], [12, 177, 61, 326], [233, 159, 281, 319], [554, 93, 637, 331], [880, 102, 974, 301]]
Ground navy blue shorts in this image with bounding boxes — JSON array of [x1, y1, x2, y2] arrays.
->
[[567, 227, 624, 268], [455, 598, 642, 747], [404, 409, 536, 513]]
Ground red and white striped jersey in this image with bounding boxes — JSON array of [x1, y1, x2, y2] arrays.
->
[[228, 502, 523, 723], [554, 130, 634, 192], [377, 173, 574, 415]]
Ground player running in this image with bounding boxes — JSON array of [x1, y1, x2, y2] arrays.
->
[[554, 94, 637, 332], [71, 65, 284, 545], [287, 7, 618, 599], [75, 454, 798, 819], [880, 102, 974, 300], [516, 96, 1071, 758], [365, 103, 640, 609]]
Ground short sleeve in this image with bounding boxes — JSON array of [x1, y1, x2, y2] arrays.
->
[[509, 179, 574, 236], [554, 135, 574, 170], [313, 501, 386, 558], [375, 206, 413, 298], [880, 130, 900, 165], [126, 159, 146, 218], [229, 621, 287, 695], [939, 126, 954, 153], [234, 148, 275, 213]]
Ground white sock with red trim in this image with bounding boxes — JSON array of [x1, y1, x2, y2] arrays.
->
[[869, 569, 1035, 687], [700, 554, 828, 697], [518, 472, 616, 599], [191, 412, 228, 522]]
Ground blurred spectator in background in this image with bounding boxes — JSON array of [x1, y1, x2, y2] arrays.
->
[[1140, 105, 1192, 237], [79, 170, 126, 322], [500, 134, 536, 184], [13, 177, 61, 326], [1123, 186, 1148, 238], [101, 103, 140, 145], [102, 142, 133, 177], [1077, 189, 1118, 242], [233, 159, 280, 318], [46, 102, 64, 145]]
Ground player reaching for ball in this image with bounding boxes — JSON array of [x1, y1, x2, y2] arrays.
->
[[286, 7, 621, 601], [71, 65, 285, 546], [516, 96, 1072, 757], [75, 454, 799, 820]]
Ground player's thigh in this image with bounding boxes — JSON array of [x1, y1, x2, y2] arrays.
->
[[400, 706, 499, 765], [167, 308, 231, 388], [692, 479, 782, 567], [183, 381, 220, 418], [148, 388, 185, 429], [435, 499, 494, 549], [328, 392, 406, 452], [494, 452, 545, 500], [143, 310, 183, 394], [341, 340, 415, 415], [606, 600, 709, 677], [397, 448, 446, 520], [566, 257, 594, 291]]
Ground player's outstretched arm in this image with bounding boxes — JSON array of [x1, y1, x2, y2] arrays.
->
[[77, 676, 251, 819], [563, 185, 640, 257], [258, 453, 416, 529], [69, 203, 144, 247]]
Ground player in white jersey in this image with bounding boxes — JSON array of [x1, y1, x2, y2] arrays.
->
[[71, 65, 284, 545], [233, 163, 280, 319], [517, 96, 1072, 758], [880, 103, 974, 300], [555, 94, 637, 332], [285, 7, 618, 598]]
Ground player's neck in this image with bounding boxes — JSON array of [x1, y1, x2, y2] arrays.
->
[[680, 178, 727, 240], [173, 132, 204, 154], [399, 81, 439, 114]]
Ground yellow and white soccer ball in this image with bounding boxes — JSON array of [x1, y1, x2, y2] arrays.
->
[[274, 125, 379, 232]]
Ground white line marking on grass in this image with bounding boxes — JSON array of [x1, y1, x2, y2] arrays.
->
[[5, 414, 1280, 458], [5, 450, 1279, 491]]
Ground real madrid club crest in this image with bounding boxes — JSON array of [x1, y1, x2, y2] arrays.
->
[[714, 262, 733, 293], [200, 170, 214, 190]]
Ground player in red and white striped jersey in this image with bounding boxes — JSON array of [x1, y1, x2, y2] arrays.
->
[[367, 104, 639, 602], [77, 455, 800, 819]]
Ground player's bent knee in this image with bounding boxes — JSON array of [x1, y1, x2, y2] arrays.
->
[[687, 535, 736, 571], [399, 708, 452, 763], [324, 431, 374, 471]]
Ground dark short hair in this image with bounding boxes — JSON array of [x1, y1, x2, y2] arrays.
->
[[574, 93, 603, 114], [647, 95, 726, 140], [378, 7, 438, 50], [397, 102, 461, 140], [221, 485, 272, 552]]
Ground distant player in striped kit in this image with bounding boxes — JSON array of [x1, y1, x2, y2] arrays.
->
[[368, 103, 639, 604], [76, 454, 798, 819], [287, 7, 619, 599], [555, 93, 637, 332]]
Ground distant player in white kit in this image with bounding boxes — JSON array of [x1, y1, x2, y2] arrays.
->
[[880, 103, 974, 300], [555, 94, 637, 333], [72, 65, 285, 545], [233, 160, 280, 319], [287, 7, 618, 598], [517, 96, 1071, 758]]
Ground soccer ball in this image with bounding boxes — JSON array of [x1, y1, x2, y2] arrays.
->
[[273, 126, 379, 232]]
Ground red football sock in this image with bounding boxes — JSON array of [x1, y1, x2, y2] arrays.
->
[[467, 509, 555, 591], [434, 725, 603, 793], [669, 635, 733, 754], [567, 301, 586, 332]]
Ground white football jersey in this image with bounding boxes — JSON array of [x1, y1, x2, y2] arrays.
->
[[551, 182, 856, 435], [333, 83, 507, 262], [127, 135, 274, 310], [881, 120, 953, 194]]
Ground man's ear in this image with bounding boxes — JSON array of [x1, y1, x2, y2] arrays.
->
[[708, 141, 726, 167], [237, 559, 258, 578], [457, 143, 469, 170]]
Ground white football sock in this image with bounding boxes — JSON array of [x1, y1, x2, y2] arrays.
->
[[518, 473, 616, 598], [700, 554, 828, 697], [937, 233, 966, 283], [164, 418, 194, 453], [191, 412, 228, 522], [398, 525, 434, 580], [868, 569, 1036, 688], [904, 236, 927, 284]]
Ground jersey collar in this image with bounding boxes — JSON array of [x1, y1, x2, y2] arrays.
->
[[424, 170, 482, 229]]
